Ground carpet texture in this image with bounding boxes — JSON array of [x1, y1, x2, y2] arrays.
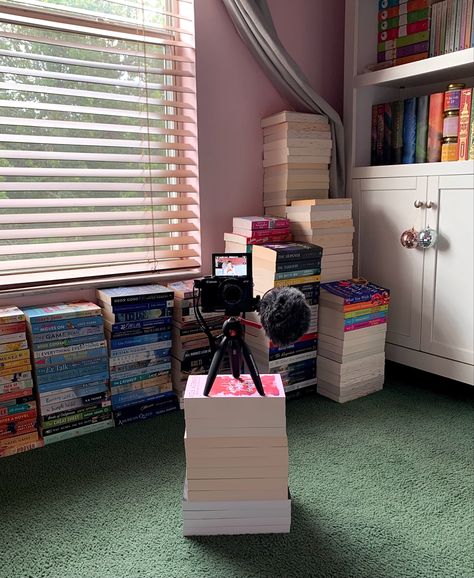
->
[[1, 364, 473, 578]]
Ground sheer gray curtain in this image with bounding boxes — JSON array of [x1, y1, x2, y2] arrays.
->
[[222, 0, 345, 198]]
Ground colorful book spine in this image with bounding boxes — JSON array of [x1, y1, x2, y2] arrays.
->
[[402, 97, 417, 163], [107, 310, 171, 322], [378, 7, 430, 31], [427, 92, 445, 162], [383, 102, 392, 164], [376, 103, 385, 165], [371, 105, 378, 165], [391, 100, 404, 164], [36, 369, 110, 390], [379, 0, 429, 19], [415, 95, 429, 163], [31, 325, 104, 342], [458, 88, 472, 160], [378, 30, 430, 51], [30, 316, 104, 334], [114, 397, 179, 426], [469, 95, 474, 160], [465, 0, 473, 48], [378, 40, 429, 62], [378, 19, 429, 43], [110, 331, 172, 350]]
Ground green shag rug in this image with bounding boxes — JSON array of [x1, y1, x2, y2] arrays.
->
[[1, 363, 473, 578]]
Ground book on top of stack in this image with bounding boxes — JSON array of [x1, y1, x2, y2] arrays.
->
[[23, 301, 113, 445], [317, 280, 390, 403], [96, 285, 178, 426], [224, 215, 292, 254], [246, 241, 322, 396], [167, 279, 227, 406], [261, 111, 332, 218], [286, 198, 355, 282], [0, 306, 43, 458], [182, 373, 290, 535]]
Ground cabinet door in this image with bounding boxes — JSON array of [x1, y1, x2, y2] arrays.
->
[[354, 177, 426, 350], [421, 175, 474, 365]]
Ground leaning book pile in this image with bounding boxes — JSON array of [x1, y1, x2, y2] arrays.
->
[[224, 216, 292, 254], [261, 111, 332, 218], [317, 280, 390, 403], [24, 302, 113, 445], [182, 374, 290, 536], [286, 198, 354, 282], [0, 306, 43, 458], [167, 280, 226, 406], [96, 285, 178, 426], [246, 242, 321, 395]]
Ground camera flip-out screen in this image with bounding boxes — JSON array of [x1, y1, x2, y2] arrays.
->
[[212, 253, 250, 278]]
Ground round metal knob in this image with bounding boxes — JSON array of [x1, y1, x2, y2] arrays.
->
[[414, 200, 424, 208], [426, 200, 435, 209]]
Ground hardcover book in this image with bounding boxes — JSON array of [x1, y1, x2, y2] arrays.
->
[[96, 284, 174, 306], [415, 95, 429, 163], [402, 97, 417, 164], [427, 92, 445, 162]]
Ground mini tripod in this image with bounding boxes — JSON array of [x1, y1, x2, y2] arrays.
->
[[203, 317, 265, 397]]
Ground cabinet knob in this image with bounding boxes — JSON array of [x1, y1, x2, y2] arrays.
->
[[414, 200, 424, 208], [426, 200, 435, 209]]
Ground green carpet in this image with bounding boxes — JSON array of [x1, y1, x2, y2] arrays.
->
[[1, 364, 473, 578]]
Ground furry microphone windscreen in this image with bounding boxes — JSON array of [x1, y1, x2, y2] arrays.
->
[[259, 286, 311, 347]]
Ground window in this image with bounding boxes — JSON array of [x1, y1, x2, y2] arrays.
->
[[0, 0, 199, 289]]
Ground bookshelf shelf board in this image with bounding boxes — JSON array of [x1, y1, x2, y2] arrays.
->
[[352, 162, 474, 179], [354, 48, 474, 89]]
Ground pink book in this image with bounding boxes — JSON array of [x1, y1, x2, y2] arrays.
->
[[344, 317, 387, 332], [232, 216, 290, 231]]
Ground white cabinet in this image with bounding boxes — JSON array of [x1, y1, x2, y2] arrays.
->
[[345, 1, 474, 385]]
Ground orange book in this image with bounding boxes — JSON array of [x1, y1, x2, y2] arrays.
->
[[457, 89, 472, 161], [427, 93, 444, 162]]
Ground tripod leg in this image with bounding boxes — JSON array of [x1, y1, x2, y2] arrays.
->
[[203, 336, 228, 396], [239, 337, 265, 396], [229, 337, 243, 379]]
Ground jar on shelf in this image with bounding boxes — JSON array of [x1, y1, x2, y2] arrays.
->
[[443, 110, 460, 138], [441, 137, 458, 161], [444, 83, 465, 113]]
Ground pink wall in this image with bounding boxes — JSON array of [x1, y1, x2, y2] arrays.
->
[[196, 0, 345, 274], [0, 0, 345, 306]]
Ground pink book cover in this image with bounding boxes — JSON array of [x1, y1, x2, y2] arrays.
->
[[344, 317, 387, 332], [185, 374, 285, 399]]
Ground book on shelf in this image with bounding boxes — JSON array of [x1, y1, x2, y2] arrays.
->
[[458, 88, 472, 160], [427, 92, 445, 162], [415, 95, 429, 163], [96, 284, 174, 306]]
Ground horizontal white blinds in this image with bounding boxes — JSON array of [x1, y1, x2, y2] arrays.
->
[[0, 0, 199, 288]]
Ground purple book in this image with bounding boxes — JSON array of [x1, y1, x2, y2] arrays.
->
[[321, 280, 390, 305]]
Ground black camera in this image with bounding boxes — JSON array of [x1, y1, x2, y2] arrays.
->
[[194, 253, 259, 315]]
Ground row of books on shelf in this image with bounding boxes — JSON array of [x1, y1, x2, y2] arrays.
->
[[372, 0, 473, 70], [371, 86, 473, 165]]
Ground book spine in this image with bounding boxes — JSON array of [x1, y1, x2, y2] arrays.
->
[[427, 92, 445, 162], [371, 104, 378, 165], [36, 367, 110, 388], [0, 312, 25, 325], [429, 2, 439, 57], [464, 0, 473, 48], [112, 388, 175, 408], [106, 292, 174, 306], [275, 268, 321, 280], [0, 322, 25, 336], [0, 401, 36, 417], [109, 340, 171, 359], [0, 386, 33, 402], [415, 95, 429, 162], [25, 308, 99, 324], [106, 325, 172, 340], [376, 103, 385, 165], [378, 7, 430, 31], [0, 437, 43, 458], [454, 0, 462, 50], [379, 0, 399, 9], [43, 419, 113, 445], [34, 333, 105, 352], [379, 0, 429, 19], [0, 372, 32, 387], [0, 340, 28, 354], [109, 310, 172, 322], [102, 301, 173, 314], [0, 408, 37, 426], [39, 381, 109, 405], [391, 100, 404, 163], [110, 331, 172, 350], [382, 102, 392, 164], [459, 0, 468, 48], [33, 340, 107, 360], [31, 325, 104, 343], [42, 393, 110, 418], [344, 311, 387, 325], [109, 360, 171, 378], [343, 317, 387, 332], [114, 399, 178, 426], [458, 88, 472, 160], [30, 316, 104, 334], [268, 349, 316, 370], [378, 30, 430, 51], [402, 98, 417, 163], [274, 275, 320, 288], [42, 406, 111, 429], [34, 348, 108, 367], [0, 332, 26, 345], [107, 316, 173, 334], [469, 95, 474, 160], [0, 349, 30, 365], [42, 413, 111, 437], [378, 18, 429, 42], [111, 375, 170, 395]]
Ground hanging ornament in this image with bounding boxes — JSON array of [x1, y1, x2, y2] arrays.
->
[[400, 227, 419, 249], [418, 227, 438, 249]]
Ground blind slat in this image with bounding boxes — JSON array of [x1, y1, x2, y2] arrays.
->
[[0, 210, 199, 224], [0, 198, 198, 208], [0, 182, 198, 192], [1, 150, 196, 165]]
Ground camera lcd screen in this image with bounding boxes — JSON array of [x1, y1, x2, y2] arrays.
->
[[213, 254, 250, 277]]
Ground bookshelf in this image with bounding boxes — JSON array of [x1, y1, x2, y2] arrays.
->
[[344, 0, 474, 385]]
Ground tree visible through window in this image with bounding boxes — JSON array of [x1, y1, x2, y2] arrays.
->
[[0, 0, 199, 288]]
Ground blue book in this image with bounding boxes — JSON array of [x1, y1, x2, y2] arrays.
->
[[34, 346, 108, 366], [34, 333, 105, 350], [101, 301, 173, 313], [96, 284, 174, 306], [114, 398, 179, 426], [110, 369, 170, 389], [416, 95, 429, 163], [36, 362, 109, 386], [402, 97, 417, 164], [344, 311, 387, 325], [321, 280, 390, 305], [107, 324, 172, 339], [35, 356, 108, 376], [24, 302, 101, 323], [379, 0, 398, 9], [30, 316, 104, 334], [112, 388, 174, 409], [39, 380, 109, 404], [107, 309, 172, 323], [37, 371, 110, 392], [107, 316, 172, 334], [110, 331, 172, 350]]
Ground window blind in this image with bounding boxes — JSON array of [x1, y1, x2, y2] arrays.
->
[[0, 0, 199, 289]]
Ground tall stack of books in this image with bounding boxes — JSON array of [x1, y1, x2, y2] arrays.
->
[[96, 285, 178, 426], [224, 216, 292, 254], [167, 280, 225, 405], [245, 242, 322, 396], [0, 306, 43, 458], [24, 302, 113, 445], [261, 111, 332, 218], [377, 0, 430, 68], [429, 0, 473, 57], [285, 199, 354, 282], [317, 280, 390, 403], [182, 373, 290, 536]]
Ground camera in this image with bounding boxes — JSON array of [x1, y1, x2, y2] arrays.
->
[[194, 253, 259, 315]]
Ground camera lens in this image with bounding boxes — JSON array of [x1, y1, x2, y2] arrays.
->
[[221, 281, 243, 306]]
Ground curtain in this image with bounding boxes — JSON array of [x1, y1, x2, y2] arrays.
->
[[222, 0, 345, 198]]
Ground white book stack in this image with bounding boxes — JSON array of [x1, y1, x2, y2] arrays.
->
[[286, 199, 355, 282], [182, 374, 290, 536], [261, 111, 332, 218], [317, 281, 391, 403]]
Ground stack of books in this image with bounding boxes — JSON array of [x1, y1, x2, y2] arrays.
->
[[182, 373, 290, 535], [261, 111, 332, 218], [429, 0, 473, 57], [285, 199, 354, 282], [96, 285, 178, 426], [224, 216, 292, 254], [245, 242, 322, 396], [317, 280, 390, 403], [24, 302, 113, 444], [376, 0, 430, 68], [0, 306, 43, 458], [167, 280, 225, 405]]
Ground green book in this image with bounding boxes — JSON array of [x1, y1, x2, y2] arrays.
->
[[416, 95, 429, 163]]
